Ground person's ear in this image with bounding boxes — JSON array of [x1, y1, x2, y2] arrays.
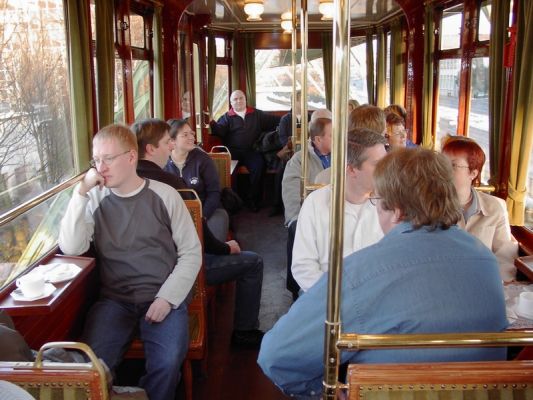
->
[[146, 144, 155, 156], [469, 168, 479, 181], [346, 164, 358, 178], [127, 149, 137, 164]]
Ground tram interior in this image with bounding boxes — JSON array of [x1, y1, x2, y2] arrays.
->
[[0, 0, 532, 398]]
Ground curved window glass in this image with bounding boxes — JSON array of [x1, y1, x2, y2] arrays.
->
[[0, 0, 75, 216]]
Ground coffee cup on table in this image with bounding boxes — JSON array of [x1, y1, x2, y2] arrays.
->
[[16, 273, 45, 298], [516, 292, 533, 320]]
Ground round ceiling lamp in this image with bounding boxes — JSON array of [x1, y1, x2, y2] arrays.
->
[[319, 0, 334, 20], [280, 11, 292, 34], [244, 1, 264, 21]]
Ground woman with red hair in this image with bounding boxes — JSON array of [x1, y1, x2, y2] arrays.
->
[[442, 137, 518, 282]]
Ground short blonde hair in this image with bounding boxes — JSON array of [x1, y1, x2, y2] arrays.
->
[[94, 124, 138, 152], [374, 148, 460, 230]]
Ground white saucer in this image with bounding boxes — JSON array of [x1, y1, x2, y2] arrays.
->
[[10, 283, 56, 302], [34, 263, 81, 284], [514, 306, 533, 321]]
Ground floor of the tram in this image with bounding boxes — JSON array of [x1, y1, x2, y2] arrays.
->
[[193, 206, 292, 399], [232, 206, 293, 331]]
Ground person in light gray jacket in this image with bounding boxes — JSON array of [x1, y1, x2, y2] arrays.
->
[[282, 118, 332, 226], [281, 116, 332, 299]]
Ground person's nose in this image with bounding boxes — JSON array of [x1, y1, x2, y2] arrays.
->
[[97, 162, 108, 173]]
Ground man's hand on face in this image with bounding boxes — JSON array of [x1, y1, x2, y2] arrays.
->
[[145, 297, 172, 323], [79, 168, 105, 196]]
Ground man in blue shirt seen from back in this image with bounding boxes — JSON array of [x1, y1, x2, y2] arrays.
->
[[258, 147, 508, 398]]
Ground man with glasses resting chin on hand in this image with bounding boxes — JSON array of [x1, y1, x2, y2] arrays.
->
[[59, 124, 201, 400]]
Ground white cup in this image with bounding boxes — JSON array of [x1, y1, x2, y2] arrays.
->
[[516, 292, 533, 319], [16, 273, 45, 298]]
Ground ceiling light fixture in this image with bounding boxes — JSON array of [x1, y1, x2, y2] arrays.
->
[[318, 0, 334, 20], [280, 11, 292, 34], [244, 0, 264, 21]]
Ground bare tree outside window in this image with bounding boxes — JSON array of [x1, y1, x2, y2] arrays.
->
[[0, 0, 75, 285]]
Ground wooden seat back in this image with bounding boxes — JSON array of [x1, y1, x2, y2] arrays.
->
[[182, 194, 207, 359], [0, 342, 110, 400], [347, 360, 533, 400], [209, 146, 232, 188]]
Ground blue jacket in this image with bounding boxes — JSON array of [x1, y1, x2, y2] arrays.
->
[[258, 222, 508, 397], [164, 147, 221, 220], [210, 107, 280, 152], [278, 110, 312, 146]]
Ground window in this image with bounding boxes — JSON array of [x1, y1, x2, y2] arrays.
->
[[440, 5, 463, 50], [213, 65, 229, 121], [468, 57, 489, 183], [0, 0, 75, 289], [478, 1, 491, 42], [0, 1, 75, 214], [209, 35, 231, 121], [349, 39, 369, 104], [255, 49, 326, 111], [114, 4, 154, 124], [0, 187, 74, 290], [435, 58, 460, 147], [434, 1, 491, 183]]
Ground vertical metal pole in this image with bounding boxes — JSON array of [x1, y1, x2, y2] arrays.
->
[[323, 0, 350, 397], [291, 0, 298, 160], [300, 0, 309, 198]]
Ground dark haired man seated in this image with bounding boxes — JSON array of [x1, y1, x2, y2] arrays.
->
[[258, 148, 507, 398], [131, 118, 264, 347]]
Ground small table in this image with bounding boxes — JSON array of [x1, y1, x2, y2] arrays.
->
[[504, 282, 533, 330], [0, 255, 95, 317], [515, 256, 533, 282]]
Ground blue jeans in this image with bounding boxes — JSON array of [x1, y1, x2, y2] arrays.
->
[[231, 149, 265, 202], [82, 298, 188, 400], [204, 251, 263, 330]]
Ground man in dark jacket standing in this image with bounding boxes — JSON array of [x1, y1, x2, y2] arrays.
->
[[210, 90, 280, 211]]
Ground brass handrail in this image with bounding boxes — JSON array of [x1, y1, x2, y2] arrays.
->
[[337, 331, 533, 350], [36, 341, 109, 400], [305, 183, 326, 193], [475, 184, 496, 193], [0, 172, 86, 227]]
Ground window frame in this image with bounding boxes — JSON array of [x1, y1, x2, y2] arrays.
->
[[114, 0, 155, 124], [208, 33, 232, 119], [433, 0, 490, 139]]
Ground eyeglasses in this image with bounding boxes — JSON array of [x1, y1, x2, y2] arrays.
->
[[392, 130, 407, 138], [386, 129, 407, 138], [451, 162, 470, 171], [369, 196, 382, 206], [90, 150, 130, 168]]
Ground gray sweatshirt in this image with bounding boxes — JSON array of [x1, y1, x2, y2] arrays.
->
[[59, 179, 201, 307]]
